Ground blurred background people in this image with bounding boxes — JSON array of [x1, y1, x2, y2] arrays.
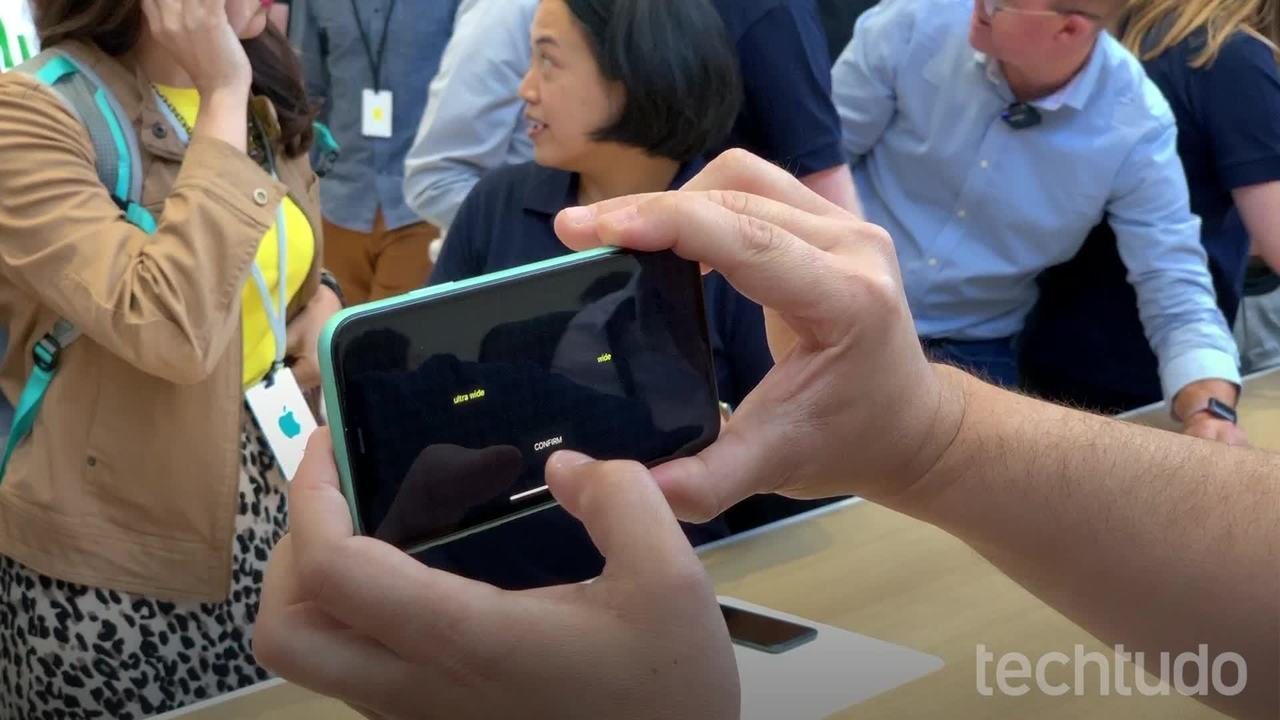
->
[[300, 0, 460, 304], [1023, 0, 1280, 411]]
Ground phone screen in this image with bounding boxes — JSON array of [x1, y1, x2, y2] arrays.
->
[[330, 251, 721, 550], [721, 605, 819, 654]]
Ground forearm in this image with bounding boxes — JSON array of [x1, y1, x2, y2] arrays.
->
[[403, 158, 480, 229], [799, 165, 862, 217], [884, 368, 1278, 719], [194, 86, 250, 154]]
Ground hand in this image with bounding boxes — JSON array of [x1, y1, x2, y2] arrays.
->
[[1183, 414, 1250, 447], [254, 432, 739, 720], [1173, 378, 1247, 447], [554, 150, 966, 520], [140, 0, 252, 96], [286, 285, 343, 391]]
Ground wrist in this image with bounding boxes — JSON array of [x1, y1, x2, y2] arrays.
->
[[871, 362, 969, 508], [1172, 379, 1239, 424]]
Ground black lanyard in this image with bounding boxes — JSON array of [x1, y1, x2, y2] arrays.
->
[[350, 0, 398, 90]]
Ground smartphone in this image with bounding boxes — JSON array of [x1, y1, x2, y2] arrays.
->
[[320, 248, 722, 554], [721, 604, 819, 654]]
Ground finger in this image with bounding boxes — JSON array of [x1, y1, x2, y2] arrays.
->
[[253, 600, 419, 717], [646, 419, 790, 523], [308, 536, 510, 665], [683, 150, 848, 218], [288, 430, 355, 588], [545, 451, 701, 579], [561, 192, 844, 322], [555, 150, 846, 252]]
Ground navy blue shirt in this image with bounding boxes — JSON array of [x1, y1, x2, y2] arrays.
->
[[1022, 30, 1280, 411], [711, 0, 845, 175], [421, 160, 773, 589]]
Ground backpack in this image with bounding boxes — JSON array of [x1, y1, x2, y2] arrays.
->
[[0, 49, 339, 483], [0, 49, 154, 482]]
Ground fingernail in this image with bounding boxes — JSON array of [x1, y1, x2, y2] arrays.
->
[[561, 206, 596, 227], [549, 449, 594, 469]]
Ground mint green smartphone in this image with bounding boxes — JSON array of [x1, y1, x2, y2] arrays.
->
[[319, 248, 722, 554]]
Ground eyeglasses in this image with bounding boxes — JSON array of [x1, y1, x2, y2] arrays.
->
[[981, 0, 1103, 22]]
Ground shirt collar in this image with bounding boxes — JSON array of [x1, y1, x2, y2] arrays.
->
[[974, 37, 1106, 112], [523, 157, 707, 217]]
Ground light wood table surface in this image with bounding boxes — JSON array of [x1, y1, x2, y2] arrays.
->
[[174, 370, 1280, 719]]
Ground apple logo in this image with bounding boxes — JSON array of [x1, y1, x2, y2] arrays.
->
[[278, 407, 302, 440]]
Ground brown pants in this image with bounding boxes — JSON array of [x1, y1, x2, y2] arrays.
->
[[323, 211, 438, 306]]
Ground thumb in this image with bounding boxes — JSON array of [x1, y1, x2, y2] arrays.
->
[[545, 451, 699, 579]]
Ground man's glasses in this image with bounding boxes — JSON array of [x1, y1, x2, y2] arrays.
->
[[981, 0, 1103, 22]]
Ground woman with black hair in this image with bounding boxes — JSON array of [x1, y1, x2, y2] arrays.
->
[[425, 0, 766, 590]]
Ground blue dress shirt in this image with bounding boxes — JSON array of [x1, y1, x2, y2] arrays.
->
[[1022, 29, 1280, 410], [302, 0, 461, 232], [833, 0, 1239, 399]]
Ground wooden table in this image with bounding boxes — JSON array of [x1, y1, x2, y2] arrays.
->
[[175, 370, 1280, 720]]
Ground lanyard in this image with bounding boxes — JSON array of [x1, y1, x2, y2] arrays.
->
[[153, 89, 290, 373], [350, 0, 398, 90]]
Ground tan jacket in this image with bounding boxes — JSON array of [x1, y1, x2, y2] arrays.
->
[[0, 41, 322, 601]]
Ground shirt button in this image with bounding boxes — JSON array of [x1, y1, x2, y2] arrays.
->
[[151, 122, 167, 140], [86, 456, 97, 467], [957, 209, 967, 219], [980, 160, 990, 169], [928, 257, 940, 267], [253, 189, 270, 206]]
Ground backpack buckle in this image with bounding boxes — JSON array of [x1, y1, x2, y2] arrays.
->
[[33, 334, 63, 372]]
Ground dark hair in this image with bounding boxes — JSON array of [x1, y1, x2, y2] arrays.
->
[[34, 1, 316, 157], [564, 0, 742, 163]]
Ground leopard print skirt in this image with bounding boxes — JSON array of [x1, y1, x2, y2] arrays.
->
[[0, 416, 289, 719]]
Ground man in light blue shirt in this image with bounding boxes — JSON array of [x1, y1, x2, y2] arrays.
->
[[402, 0, 537, 237], [833, 0, 1244, 443], [301, 0, 460, 304]]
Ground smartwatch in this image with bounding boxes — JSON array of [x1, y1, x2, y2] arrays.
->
[[1183, 397, 1238, 425], [319, 269, 345, 307]]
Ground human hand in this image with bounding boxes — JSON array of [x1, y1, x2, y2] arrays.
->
[[554, 150, 967, 519], [140, 0, 253, 96], [286, 285, 343, 391], [254, 432, 739, 720]]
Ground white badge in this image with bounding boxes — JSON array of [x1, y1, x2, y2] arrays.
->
[[361, 88, 394, 138], [245, 368, 318, 481]]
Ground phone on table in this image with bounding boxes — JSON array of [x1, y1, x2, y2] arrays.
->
[[319, 248, 722, 554], [721, 604, 819, 654]]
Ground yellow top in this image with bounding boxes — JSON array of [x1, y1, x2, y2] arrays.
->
[[155, 85, 316, 388]]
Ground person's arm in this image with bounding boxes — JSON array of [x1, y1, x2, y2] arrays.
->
[[0, 3, 279, 384], [299, 0, 329, 123], [560, 151, 1277, 719], [799, 163, 861, 216], [255, 151, 1278, 720], [1200, 35, 1280, 272], [425, 178, 487, 285], [1107, 120, 1244, 442], [830, 0, 912, 164], [1234, 182, 1280, 270], [732, 3, 860, 214], [403, 0, 535, 229]]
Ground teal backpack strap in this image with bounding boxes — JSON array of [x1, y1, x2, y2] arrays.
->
[[16, 50, 152, 230], [0, 52, 156, 484], [0, 321, 80, 480], [311, 121, 341, 178]]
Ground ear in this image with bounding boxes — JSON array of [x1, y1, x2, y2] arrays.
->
[[606, 79, 627, 122]]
